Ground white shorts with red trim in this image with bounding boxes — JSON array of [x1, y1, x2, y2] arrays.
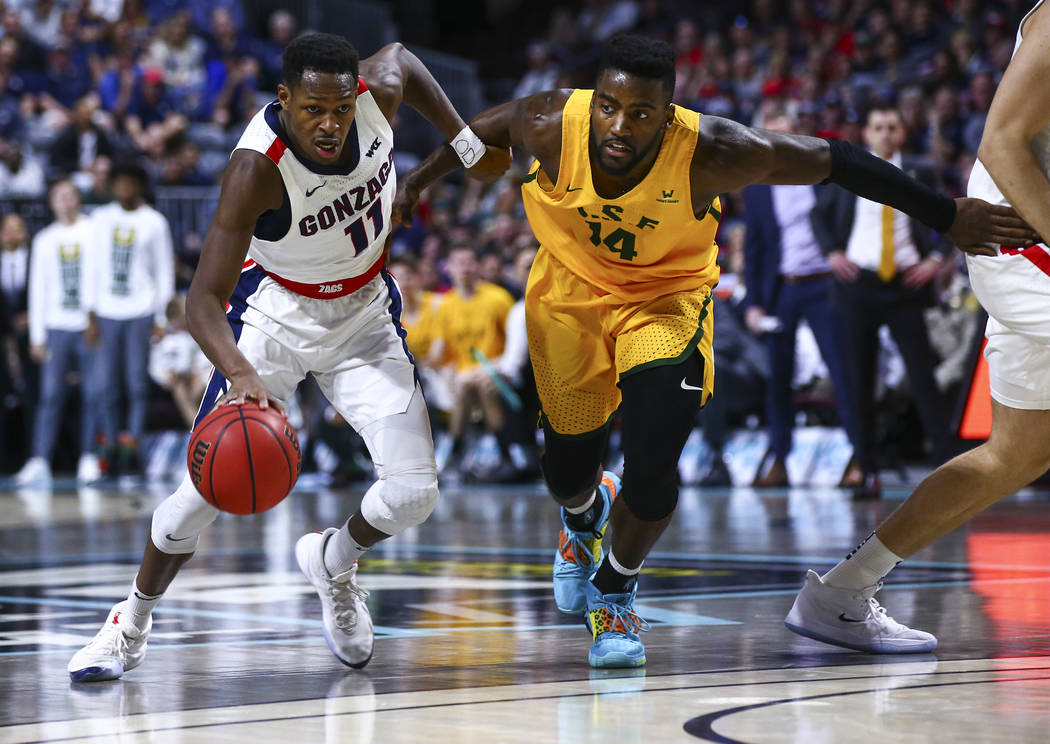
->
[[194, 264, 418, 431], [967, 247, 1050, 410]]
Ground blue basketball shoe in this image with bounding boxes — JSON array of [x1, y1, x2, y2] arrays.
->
[[584, 577, 650, 668], [553, 471, 618, 613]]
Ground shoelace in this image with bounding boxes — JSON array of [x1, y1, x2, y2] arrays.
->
[[598, 603, 652, 636], [853, 582, 906, 632], [85, 622, 134, 658], [559, 530, 596, 566], [325, 577, 369, 632]]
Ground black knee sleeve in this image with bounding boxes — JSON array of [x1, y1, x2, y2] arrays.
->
[[541, 418, 609, 503], [619, 351, 705, 521]]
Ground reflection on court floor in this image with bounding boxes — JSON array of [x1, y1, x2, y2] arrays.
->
[[2, 481, 1050, 742]]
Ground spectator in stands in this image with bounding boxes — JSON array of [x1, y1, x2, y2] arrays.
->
[[48, 93, 113, 182], [0, 139, 46, 198], [489, 244, 541, 482], [85, 161, 174, 478], [512, 41, 560, 100], [98, 45, 145, 122], [80, 155, 113, 207], [19, 36, 92, 143], [253, 9, 296, 93], [20, 0, 62, 50], [15, 180, 101, 485], [741, 110, 859, 488], [148, 294, 209, 427], [1, 213, 36, 458], [158, 139, 209, 186], [811, 105, 955, 500], [699, 234, 768, 487], [427, 244, 514, 478], [204, 7, 246, 63], [2, 8, 46, 73], [576, 0, 639, 44], [125, 67, 186, 158], [144, 11, 206, 118]]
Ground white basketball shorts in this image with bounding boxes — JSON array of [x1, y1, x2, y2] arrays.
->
[[193, 264, 418, 430], [967, 246, 1050, 410]]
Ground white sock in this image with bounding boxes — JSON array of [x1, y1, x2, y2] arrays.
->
[[821, 532, 902, 590], [324, 525, 369, 576], [125, 583, 162, 631], [565, 490, 596, 514], [608, 550, 642, 576]]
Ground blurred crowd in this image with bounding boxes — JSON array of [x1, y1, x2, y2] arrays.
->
[[0, 0, 1025, 488]]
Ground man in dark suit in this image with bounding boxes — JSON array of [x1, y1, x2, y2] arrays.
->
[[811, 105, 954, 498], [0, 212, 36, 465], [743, 112, 859, 488]]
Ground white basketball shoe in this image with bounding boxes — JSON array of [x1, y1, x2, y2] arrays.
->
[[77, 453, 102, 483], [68, 601, 152, 682], [15, 457, 51, 486], [785, 570, 937, 653], [296, 528, 374, 668]]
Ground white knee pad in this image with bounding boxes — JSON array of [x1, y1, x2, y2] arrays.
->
[[151, 475, 221, 554], [360, 460, 439, 535]]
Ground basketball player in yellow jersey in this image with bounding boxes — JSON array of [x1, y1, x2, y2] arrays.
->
[[394, 35, 1035, 668]]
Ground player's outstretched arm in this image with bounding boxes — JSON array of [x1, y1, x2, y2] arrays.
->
[[976, 2, 1050, 245], [360, 43, 511, 182], [185, 150, 285, 412], [693, 116, 1039, 254], [392, 89, 572, 227]]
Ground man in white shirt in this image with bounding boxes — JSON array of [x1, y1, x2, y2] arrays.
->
[[811, 106, 954, 499], [15, 180, 101, 484], [85, 161, 175, 477]]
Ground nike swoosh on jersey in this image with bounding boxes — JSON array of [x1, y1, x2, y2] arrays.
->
[[680, 378, 703, 391], [566, 185, 583, 192], [305, 180, 327, 197], [165, 533, 192, 542]]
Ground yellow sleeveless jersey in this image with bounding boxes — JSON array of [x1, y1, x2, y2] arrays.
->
[[521, 88, 721, 303]]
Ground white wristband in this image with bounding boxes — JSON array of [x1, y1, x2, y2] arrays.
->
[[450, 124, 486, 168]]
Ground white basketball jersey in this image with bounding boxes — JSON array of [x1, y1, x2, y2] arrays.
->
[[968, 1, 1046, 207], [234, 78, 396, 285]]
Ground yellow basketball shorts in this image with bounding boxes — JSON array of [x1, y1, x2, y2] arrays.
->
[[525, 248, 715, 436]]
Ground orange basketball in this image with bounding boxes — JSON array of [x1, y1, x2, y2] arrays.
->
[[187, 402, 301, 514]]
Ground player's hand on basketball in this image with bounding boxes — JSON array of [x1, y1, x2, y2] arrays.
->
[[391, 179, 420, 228], [948, 198, 1041, 256], [220, 372, 285, 415], [465, 146, 512, 183]]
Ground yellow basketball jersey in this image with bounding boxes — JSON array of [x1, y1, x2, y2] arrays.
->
[[521, 89, 721, 302], [434, 282, 515, 371]]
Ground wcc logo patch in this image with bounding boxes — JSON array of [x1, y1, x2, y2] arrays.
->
[[365, 137, 382, 157], [657, 188, 679, 204]]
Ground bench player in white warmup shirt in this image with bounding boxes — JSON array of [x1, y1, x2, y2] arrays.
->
[[786, 0, 1050, 654], [68, 33, 509, 681]]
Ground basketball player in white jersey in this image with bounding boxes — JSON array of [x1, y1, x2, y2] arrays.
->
[[68, 33, 509, 681], [786, 1, 1050, 653]]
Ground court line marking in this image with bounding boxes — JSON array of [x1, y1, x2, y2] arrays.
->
[[5, 661, 1049, 743], [683, 673, 1050, 743], [4, 573, 1050, 656], [3, 543, 1048, 572]]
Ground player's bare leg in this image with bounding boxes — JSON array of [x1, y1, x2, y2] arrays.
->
[[787, 401, 1050, 653], [135, 539, 195, 596], [876, 402, 1050, 556]]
